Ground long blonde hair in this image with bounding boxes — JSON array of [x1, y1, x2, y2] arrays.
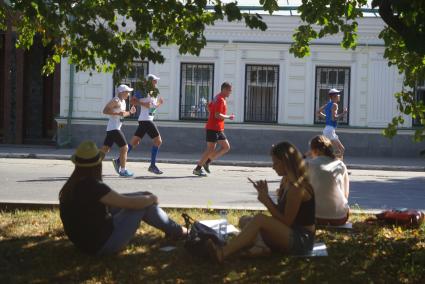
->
[[271, 141, 313, 199], [59, 163, 102, 203]]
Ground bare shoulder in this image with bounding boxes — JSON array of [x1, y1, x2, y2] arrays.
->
[[109, 97, 120, 106]]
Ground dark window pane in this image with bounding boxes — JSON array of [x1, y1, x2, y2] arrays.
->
[[268, 70, 275, 84], [201, 68, 210, 82], [194, 66, 201, 82], [250, 71, 257, 83], [329, 71, 337, 84], [245, 65, 278, 123], [320, 70, 327, 84], [186, 66, 192, 81], [258, 70, 267, 83], [338, 70, 345, 85]]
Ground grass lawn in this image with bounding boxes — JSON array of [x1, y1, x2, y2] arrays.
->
[[1, 208, 424, 284]]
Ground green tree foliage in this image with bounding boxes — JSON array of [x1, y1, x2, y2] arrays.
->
[[290, 0, 425, 142], [0, 0, 267, 81], [0, 0, 424, 141]]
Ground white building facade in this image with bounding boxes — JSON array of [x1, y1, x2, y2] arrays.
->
[[56, 14, 425, 157]]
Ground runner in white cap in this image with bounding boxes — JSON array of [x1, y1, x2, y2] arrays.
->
[[316, 88, 348, 159], [101, 84, 136, 177]]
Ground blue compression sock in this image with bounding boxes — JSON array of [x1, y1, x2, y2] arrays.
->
[[151, 146, 159, 166]]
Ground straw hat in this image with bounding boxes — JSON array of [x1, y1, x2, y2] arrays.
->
[[71, 141, 104, 167]]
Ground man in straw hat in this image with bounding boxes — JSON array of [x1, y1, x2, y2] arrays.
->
[[59, 140, 186, 255], [316, 88, 348, 159]]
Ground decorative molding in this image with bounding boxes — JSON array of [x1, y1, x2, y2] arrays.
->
[[241, 50, 247, 59]]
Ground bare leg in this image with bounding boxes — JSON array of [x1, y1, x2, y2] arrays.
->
[[209, 139, 230, 161], [100, 145, 110, 154], [152, 135, 162, 147], [119, 144, 128, 169], [130, 136, 141, 149], [331, 139, 345, 160], [197, 142, 217, 167], [216, 214, 292, 261]]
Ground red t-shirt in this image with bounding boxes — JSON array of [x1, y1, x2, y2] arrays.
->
[[206, 94, 227, 131]]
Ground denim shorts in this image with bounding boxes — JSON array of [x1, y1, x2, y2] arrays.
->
[[288, 226, 315, 255]]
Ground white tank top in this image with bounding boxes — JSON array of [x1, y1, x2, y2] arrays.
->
[[106, 97, 126, 131], [138, 95, 158, 121]]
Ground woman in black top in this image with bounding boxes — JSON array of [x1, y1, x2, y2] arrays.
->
[[59, 140, 186, 255], [208, 141, 315, 262]]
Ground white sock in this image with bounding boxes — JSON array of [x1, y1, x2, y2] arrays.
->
[[120, 167, 126, 173]]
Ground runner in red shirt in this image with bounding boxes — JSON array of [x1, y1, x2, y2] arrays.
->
[[193, 82, 235, 176]]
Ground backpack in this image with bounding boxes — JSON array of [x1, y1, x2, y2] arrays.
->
[[182, 213, 226, 258], [374, 209, 424, 228]]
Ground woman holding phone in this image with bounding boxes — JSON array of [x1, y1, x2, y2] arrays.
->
[[207, 141, 315, 262]]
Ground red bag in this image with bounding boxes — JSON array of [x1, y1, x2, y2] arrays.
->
[[375, 209, 425, 227]]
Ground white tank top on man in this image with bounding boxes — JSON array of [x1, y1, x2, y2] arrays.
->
[[307, 156, 350, 219], [138, 94, 158, 122], [106, 97, 126, 131]]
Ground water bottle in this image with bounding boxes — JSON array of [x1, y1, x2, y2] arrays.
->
[[219, 209, 228, 239]]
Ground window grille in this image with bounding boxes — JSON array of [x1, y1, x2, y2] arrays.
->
[[314, 66, 350, 125], [244, 65, 279, 123], [118, 61, 148, 119], [179, 63, 214, 120]]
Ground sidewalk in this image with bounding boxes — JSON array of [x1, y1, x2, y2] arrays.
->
[[0, 144, 424, 171]]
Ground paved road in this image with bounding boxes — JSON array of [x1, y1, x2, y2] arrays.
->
[[1, 158, 424, 211]]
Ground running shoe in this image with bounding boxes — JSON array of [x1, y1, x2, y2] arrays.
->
[[119, 169, 134, 177], [148, 165, 163, 175], [193, 168, 207, 177], [112, 158, 120, 174], [203, 162, 211, 174]]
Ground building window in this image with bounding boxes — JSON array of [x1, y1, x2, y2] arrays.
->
[[314, 66, 350, 125], [244, 65, 279, 123], [413, 80, 425, 126], [179, 63, 214, 120], [118, 61, 149, 118]]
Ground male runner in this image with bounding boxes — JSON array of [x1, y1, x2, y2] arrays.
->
[[113, 74, 164, 174], [101, 84, 136, 177], [316, 88, 348, 159], [193, 82, 235, 176]]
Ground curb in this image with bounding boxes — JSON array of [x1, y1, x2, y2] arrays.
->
[[0, 152, 423, 172]]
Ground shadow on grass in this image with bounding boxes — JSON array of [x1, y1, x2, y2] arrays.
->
[[1, 224, 425, 283]]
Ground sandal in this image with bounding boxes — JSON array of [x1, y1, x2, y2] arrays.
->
[[206, 239, 224, 264]]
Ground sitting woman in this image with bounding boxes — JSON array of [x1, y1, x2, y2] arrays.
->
[[307, 135, 350, 226], [208, 141, 315, 262], [59, 140, 186, 255]]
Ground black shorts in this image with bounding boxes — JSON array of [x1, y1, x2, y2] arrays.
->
[[288, 226, 315, 255], [206, 129, 227, 143], [103, 130, 127, 148], [134, 121, 160, 139]]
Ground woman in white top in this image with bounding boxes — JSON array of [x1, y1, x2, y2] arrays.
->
[[307, 135, 350, 225]]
